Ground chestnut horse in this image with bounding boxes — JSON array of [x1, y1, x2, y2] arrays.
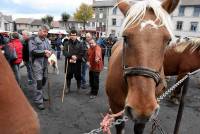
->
[[0, 51, 40, 134], [164, 38, 200, 103], [105, 0, 179, 133]]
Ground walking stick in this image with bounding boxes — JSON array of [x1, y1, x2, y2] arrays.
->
[[48, 76, 51, 107], [47, 55, 52, 108], [61, 45, 69, 103]]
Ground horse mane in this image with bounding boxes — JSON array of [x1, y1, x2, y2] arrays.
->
[[117, 0, 174, 38], [190, 38, 200, 53], [168, 38, 200, 53]]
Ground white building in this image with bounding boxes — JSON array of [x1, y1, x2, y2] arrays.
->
[[92, 0, 200, 38], [15, 18, 34, 32], [0, 12, 13, 32], [92, 0, 116, 37], [172, 0, 200, 38], [107, 6, 124, 37]]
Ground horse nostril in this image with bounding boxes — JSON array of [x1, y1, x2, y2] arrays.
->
[[125, 106, 134, 119]]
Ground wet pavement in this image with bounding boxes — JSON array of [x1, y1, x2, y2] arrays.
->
[[20, 57, 200, 134]]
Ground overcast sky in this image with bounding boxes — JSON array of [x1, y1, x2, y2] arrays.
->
[[0, 0, 93, 20]]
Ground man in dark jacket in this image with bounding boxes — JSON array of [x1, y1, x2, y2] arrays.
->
[[63, 30, 83, 92], [22, 31, 33, 84], [55, 34, 62, 60], [80, 33, 92, 89]]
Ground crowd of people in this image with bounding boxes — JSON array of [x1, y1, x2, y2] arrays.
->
[[0, 26, 117, 110]]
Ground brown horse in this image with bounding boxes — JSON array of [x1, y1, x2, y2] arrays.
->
[[0, 51, 40, 134], [105, 0, 179, 133], [164, 38, 200, 104]]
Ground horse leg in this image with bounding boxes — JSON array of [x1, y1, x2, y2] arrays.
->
[[134, 122, 146, 134], [171, 73, 186, 104], [115, 116, 125, 134]]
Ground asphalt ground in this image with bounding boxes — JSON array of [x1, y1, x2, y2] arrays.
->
[[20, 56, 200, 134]]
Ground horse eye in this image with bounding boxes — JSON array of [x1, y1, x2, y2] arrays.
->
[[166, 38, 172, 45]]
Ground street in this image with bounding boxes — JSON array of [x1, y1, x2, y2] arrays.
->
[[20, 56, 200, 134]]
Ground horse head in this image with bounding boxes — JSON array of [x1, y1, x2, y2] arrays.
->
[[117, 0, 179, 123]]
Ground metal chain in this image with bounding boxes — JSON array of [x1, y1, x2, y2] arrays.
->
[[158, 68, 200, 102], [85, 69, 200, 134], [85, 75, 188, 134], [151, 119, 168, 134], [157, 75, 188, 102], [84, 116, 128, 134]]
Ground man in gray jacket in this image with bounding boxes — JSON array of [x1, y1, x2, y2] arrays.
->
[[29, 25, 52, 110]]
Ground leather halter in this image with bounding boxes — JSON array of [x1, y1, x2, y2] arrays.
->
[[122, 36, 161, 86]]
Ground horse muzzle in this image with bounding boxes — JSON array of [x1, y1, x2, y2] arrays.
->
[[124, 105, 160, 123]]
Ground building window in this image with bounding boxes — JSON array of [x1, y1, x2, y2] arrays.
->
[[96, 22, 99, 27], [190, 22, 198, 32], [112, 18, 116, 26], [86, 22, 90, 27], [112, 7, 117, 15], [193, 6, 200, 17], [99, 8, 103, 11], [178, 6, 185, 16], [99, 22, 102, 27], [4, 23, 10, 31], [99, 13, 103, 19], [92, 22, 95, 27], [176, 21, 183, 30]]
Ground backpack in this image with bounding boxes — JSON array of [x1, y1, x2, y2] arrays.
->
[[4, 43, 18, 63]]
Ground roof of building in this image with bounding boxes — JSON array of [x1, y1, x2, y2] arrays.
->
[[0, 12, 13, 22], [3, 15, 13, 22], [68, 17, 76, 22], [31, 19, 43, 26], [92, 0, 116, 7], [15, 18, 33, 24], [181, 0, 200, 6], [51, 21, 60, 28]]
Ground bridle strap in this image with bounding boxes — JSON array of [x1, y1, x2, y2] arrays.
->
[[122, 36, 161, 86], [124, 66, 161, 86]]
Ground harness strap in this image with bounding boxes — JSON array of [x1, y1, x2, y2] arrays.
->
[[124, 67, 161, 86]]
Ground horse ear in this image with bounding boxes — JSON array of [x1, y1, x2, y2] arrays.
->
[[162, 0, 180, 13], [118, 0, 130, 16]]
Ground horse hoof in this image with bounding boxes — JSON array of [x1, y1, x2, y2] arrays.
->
[[171, 98, 180, 105]]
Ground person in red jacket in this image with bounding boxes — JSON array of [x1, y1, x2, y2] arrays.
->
[[8, 32, 23, 85], [87, 39, 103, 99]]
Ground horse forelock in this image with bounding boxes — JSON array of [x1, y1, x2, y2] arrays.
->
[[118, 0, 174, 38]]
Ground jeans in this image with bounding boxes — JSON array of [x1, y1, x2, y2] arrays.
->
[[56, 47, 61, 59], [81, 62, 88, 85], [11, 64, 21, 85]]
